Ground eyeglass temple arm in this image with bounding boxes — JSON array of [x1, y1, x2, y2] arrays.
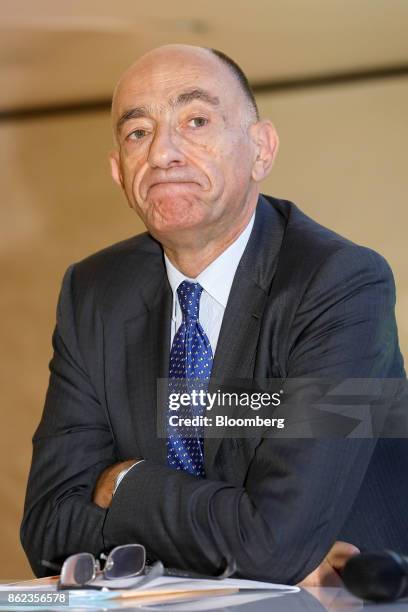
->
[[41, 559, 62, 573], [163, 557, 237, 581]]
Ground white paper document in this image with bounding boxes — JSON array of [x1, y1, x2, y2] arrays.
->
[[91, 574, 299, 593]]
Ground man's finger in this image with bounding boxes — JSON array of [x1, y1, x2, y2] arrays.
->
[[327, 541, 360, 571], [298, 560, 342, 587]]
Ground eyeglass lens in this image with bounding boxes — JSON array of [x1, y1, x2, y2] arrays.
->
[[104, 544, 146, 579], [60, 552, 95, 586]]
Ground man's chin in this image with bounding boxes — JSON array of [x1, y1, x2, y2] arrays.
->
[[145, 199, 206, 235], [148, 217, 202, 238]]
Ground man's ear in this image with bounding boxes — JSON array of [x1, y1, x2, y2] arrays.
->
[[250, 120, 279, 182], [109, 150, 124, 188]]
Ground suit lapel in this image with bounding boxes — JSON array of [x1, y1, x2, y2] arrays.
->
[[125, 270, 172, 465], [205, 195, 286, 470]]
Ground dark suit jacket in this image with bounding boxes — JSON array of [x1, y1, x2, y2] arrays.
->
[[21, 195, 407, 583]]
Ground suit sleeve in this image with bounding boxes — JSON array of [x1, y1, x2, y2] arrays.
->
[[20, 265, 114, 577], [102, 245, 404, 583]]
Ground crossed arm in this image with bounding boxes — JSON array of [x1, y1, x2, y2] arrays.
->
[[92, 459, 360, 586]]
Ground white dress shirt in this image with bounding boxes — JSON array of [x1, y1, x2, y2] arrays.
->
[[165, 212, 255, 352]]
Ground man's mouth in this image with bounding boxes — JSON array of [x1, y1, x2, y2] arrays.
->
[[149, 180, 199, 190]]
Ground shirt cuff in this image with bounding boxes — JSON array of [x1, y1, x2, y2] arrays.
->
[[113, 460, 145, 496]]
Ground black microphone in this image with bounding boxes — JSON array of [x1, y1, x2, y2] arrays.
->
[[342, 550, 408, 602]]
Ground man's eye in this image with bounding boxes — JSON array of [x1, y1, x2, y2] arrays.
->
[[128, 129, 147, 140], [188, 117, 208, 128]]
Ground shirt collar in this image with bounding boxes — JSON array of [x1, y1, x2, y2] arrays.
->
[[164, 212, 255, 313]]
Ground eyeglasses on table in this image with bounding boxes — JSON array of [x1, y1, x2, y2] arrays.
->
[[42, 543, 236, 591]]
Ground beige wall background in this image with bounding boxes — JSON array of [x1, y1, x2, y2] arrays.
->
[[1, 1, 407, 580]]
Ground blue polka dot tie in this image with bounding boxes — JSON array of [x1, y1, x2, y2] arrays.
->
[[167, 281, 214, 477]]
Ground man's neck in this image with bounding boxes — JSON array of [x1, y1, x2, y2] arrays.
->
[[163, 208, 256, 278]]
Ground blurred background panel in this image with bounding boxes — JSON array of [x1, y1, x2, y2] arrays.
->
[[0, 0, 407, 579]]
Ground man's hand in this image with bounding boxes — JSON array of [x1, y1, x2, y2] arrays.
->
[[93, 459, 139, 509], [298, 541, 360, 587]]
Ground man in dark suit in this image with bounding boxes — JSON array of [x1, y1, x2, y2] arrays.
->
[[21, 45, 406, 585]]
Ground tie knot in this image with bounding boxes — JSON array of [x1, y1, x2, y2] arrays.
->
[[177, 281, 203, 323]]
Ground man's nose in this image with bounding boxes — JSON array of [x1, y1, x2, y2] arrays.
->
[[147, 125, 185, 169]]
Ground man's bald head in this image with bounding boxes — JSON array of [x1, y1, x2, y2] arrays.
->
[[207, 48, 259, 120]]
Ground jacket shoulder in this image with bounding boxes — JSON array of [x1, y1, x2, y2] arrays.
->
[[76, 231, 161, 270], [263, 194, 391, 273], [71, 231, 162, 287], [58, 232, 165, 321]]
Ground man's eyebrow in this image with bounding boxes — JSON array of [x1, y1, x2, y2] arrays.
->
[[116, 106, 149, 133], [173, 89, 220, 108]]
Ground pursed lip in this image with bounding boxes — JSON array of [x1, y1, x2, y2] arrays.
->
[[149, 179, 199, 187], [148, 180, 200, 193]]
